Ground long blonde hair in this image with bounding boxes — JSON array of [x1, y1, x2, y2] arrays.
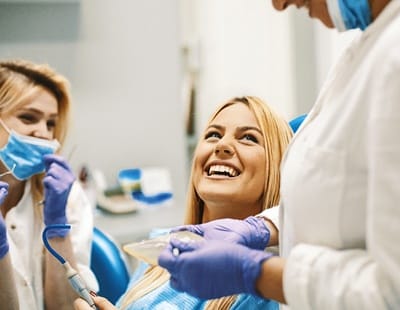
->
[[120, 96, 293, 309], [0, 59, 71, 211]]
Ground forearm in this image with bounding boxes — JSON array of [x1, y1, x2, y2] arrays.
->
[[44, 235, 79, 310], [0, 253, 19, 310], [255, 256, 286, 304]]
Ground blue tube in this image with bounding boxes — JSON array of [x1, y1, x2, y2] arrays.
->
[[42, 224, 71, 264]]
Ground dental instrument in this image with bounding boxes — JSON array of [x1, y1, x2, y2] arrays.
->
[[42, 224, 96, 309]]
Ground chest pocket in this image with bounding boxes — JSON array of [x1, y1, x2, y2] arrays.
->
[[281, 144, 346, 247]]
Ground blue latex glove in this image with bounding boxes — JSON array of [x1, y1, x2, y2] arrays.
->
[[43, 154, 75, 238], [0, 181, 10, 259], [172, 216, 270, 250], [159, 239, 273, 299]]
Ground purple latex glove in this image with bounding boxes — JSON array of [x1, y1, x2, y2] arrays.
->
[[159, 239, 273, 299], [0, 181, 10, 259], [172, 216, 270, 250], [43, 154, 75, 238]]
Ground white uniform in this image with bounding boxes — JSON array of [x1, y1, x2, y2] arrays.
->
[[276, 1, 400, 309], [5, 181, 98, 310]]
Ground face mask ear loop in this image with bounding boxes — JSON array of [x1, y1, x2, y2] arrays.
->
[[0, 119, 11, 135], [0, 163, 16, 178], [42, 224, 71, 264]]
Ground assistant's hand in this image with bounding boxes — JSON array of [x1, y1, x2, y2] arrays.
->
[[172, 216, 270, 250], [159, 239, 273, 299], [43, 154, 75, 238], [74, 296, 117, 310], [0, 181, 10, 259]]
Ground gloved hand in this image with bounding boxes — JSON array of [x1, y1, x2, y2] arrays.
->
[[158, 239, 273, 299], [43, 154, 75, 238], [171, 216, 270, 250], [0, 181, 10, 259]]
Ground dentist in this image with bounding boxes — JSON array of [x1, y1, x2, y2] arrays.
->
[[159, 0, 400, 309], [0, 59, 97, 309]]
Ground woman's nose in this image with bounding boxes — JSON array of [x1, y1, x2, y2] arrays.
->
[[215, 141, 234, 157], [32, 122, 52, 140]]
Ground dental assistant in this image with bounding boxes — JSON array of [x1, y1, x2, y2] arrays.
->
[[0, 59, 97, 309], [159, 0, 400, 309]]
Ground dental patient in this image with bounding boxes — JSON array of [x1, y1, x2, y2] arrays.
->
[[74, 96, 293, 310]]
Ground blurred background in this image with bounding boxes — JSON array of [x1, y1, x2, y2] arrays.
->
[[0, 0, 359, 243]]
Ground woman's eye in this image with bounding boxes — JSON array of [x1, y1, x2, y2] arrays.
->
[[242, 134, 258, 143], [47, 120, 56, 129], [205, 131, 221, 139], [18, 114, 37, 123]]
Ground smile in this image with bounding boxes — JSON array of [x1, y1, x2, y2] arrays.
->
[[207, 164, 240, 177]]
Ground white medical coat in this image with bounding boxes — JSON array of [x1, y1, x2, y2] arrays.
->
[[275, 1, 400, 309], [5, 181, 98, 310]]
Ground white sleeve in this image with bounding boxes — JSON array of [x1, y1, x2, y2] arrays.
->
[[66, 182, 99, 292], [258, 205, 280, 230], [283, 39, 400, 310]]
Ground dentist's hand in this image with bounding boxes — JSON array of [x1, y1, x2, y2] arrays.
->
[[0, 181, 10, 259], [74, 296, 117, 310], [159, 239, 273, 299], [172, 216, 270, 250], [43, 154, 75, 238]]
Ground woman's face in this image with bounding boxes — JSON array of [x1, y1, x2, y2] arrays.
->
[[272, 0, 334, 28], [0, 87, 58, 146], [193, 103, 266, 218]]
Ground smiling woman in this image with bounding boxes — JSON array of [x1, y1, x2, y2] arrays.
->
[[74, 96, 293, 310], [190, 97, 291, 224]]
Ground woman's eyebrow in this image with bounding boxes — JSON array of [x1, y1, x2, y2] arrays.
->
[[18, 107, 58, 117], [237, 126, 263, 135], [206, 124, 224, 130]]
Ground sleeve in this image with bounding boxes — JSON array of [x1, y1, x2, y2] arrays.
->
[[258, 206, 280, 230], [66, 181, 99, 292], [282, 38, 400, 310]]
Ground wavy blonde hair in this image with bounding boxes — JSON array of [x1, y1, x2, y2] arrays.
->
[[120, 96, 293, 309], [0, 59, 71, 214]]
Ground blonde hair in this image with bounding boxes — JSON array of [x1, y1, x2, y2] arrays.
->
[[0, 59, 71, 211], [120, 96, 293, 309]]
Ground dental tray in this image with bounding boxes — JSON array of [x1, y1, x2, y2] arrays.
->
[[123, 231, 203, 265]]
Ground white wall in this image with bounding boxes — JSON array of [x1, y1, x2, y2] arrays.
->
[[180, 0, 297, 138], [0, 0, 187, 205]]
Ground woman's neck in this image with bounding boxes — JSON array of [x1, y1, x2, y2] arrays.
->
[[202, 201, 262, 223]]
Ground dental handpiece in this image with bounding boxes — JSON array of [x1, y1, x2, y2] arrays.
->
[[63, 262, 96, 309]]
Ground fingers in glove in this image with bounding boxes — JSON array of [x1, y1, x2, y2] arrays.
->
[[0, 181, 9, 192], [169, 238, 203, 253], [43, 154, 72, 172], [0, 182, 8, 205], [171, 224, 204, 236]]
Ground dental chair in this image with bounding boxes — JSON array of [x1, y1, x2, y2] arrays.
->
[[91, 227, 130, 304], [289, 113, 307, 133]]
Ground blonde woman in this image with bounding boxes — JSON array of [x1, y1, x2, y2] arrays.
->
[[75, 96, 292, 310], [0, 59, 97, 309]]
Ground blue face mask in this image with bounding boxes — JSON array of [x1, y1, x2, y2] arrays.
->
[[0, 120, 60, 180], [326, 0, 372, 31]]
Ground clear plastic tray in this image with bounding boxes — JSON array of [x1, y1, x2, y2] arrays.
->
[[123, 231, 203, 265]]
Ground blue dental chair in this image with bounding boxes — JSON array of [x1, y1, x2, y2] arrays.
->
[[90, 227, 130, 304], [289, 113, 307, 133]]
